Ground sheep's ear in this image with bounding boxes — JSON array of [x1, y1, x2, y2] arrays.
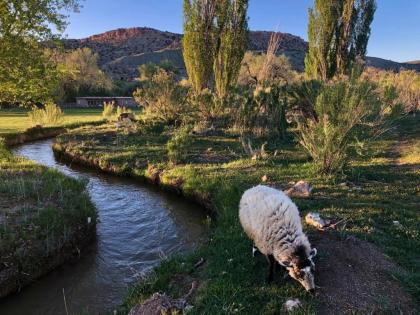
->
[[309, 248, 317, 259]]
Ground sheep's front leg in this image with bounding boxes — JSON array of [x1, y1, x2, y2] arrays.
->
[[252, 244, 261, 257], [266, 254, 276, 283]]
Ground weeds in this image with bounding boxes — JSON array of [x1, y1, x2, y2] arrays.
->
[[28, 101, 64, 126]]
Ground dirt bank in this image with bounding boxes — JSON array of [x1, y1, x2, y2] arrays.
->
[[3, 126, 65, 146]]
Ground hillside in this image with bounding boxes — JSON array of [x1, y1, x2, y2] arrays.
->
[[63, 27, 420, 81]]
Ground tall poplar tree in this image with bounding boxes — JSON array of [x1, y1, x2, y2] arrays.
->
[[213, 0, 249, 99], [305, 0, 376, 81], [182, 0, 217, 93]]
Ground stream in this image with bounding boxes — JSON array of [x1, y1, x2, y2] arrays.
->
[[1, 139, 206, 315]]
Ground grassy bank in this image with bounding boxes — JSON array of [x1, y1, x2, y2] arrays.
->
[[0, 111, 101, 297], [53, 116, 419, 314], [0, 108, 104, 135], [0, 138, 97, 297]]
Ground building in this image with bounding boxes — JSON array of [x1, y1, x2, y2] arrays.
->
[[75, 97, 138, 108]]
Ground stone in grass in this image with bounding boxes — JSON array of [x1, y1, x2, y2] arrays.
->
[[305, 212, 330, 230], [118, 112, 135, 122], [283, 298, 302, 312], [286, 180, 313, 197], [128, 293, 190, 315]]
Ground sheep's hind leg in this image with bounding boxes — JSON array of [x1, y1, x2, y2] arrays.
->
[[266, 255, 276, 283]]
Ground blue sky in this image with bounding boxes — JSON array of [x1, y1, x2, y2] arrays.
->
[[63, 0, 420, 62]]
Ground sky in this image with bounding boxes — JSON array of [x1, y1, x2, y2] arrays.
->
[[63, 0, 420, 62]]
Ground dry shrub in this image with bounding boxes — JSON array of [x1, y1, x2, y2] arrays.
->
[[363, 67, 420, 113], [28, 101, 63, 126]]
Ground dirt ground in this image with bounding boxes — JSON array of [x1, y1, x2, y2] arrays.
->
[[310, 232, 417, 314]]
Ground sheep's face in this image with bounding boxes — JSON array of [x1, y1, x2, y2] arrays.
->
[[287, 264, 315, 292], [282, 247, 317, 292]]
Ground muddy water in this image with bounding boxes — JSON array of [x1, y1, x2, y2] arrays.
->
[[1, 139, 206, 315]]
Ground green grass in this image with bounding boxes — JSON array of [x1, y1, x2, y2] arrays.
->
[[0, 108, 104, 135], [0, 140, 97, 292], [54, 116, 419, 314]]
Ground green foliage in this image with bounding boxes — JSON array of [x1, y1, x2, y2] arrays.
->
[[238, 51, 296, 86], [0, 0, 80, 106], [182, 0, 217, 92], [167, 125, 194, 164], [305, 0, 376, 80], [54, 48, 113, 102], [188, 88, 222, 122], [293, 77, 398, 174], [28, 101, 64, 126], [183, 0, 249, 98], [138, 60, 178, 82], [234, 85, 288, 138], [213, 0, 249, 99], [102, 101, 115, 120], [134, 69, 190, 124], [363, 67, 420, 113]]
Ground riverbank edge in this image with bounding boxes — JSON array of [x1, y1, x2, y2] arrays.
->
[[0, 126, 99, 298], [52, 142, 217, 216]]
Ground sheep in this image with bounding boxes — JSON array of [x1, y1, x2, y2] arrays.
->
[[239, 185, 317, 292]]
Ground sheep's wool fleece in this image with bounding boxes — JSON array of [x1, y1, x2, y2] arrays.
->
[[239, 185, 310, 260]]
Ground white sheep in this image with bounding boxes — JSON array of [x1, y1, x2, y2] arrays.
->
[[239, 185, 317, 292]]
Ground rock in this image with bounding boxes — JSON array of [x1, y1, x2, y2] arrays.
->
[[128, 293, 189, 315], [393, 220, 403, 228], [286, 180, 313, 197], [118, 112, 135, 122], [305, 212, 330, 230], [283, 298, 302, 312]]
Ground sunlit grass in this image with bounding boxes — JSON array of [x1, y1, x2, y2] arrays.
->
[[0, 108, 104, 135]]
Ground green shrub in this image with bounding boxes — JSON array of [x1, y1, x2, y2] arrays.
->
[[167, 126, 193, 164], [233, 85, 288, 138], [293, 78, 399, 174], [363, 67, 420, 113], [28, 101, 63, 126], [102, 101, 115, 120], [133, 69, 190, 124]]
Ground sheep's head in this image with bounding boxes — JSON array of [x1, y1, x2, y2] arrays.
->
[[279, 246, 317, 293]]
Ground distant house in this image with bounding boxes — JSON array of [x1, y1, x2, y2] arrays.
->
[[75, 97, 138, 108]]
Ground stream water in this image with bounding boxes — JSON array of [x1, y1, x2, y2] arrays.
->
[[1, 139, 206, 315]]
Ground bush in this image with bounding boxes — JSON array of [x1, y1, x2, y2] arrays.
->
[[102, 101, 115, 120], [292, 78, 399, 174], [133, 69, 190, 124], [238, 51, 297, 86], [167, 126, 193, 164], [362, 67, 420, 113], [233, 85, 288, 138], [28, 101, 63, 126]]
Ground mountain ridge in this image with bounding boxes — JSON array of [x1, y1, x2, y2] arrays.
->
[[62, 27, 420, 81]]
